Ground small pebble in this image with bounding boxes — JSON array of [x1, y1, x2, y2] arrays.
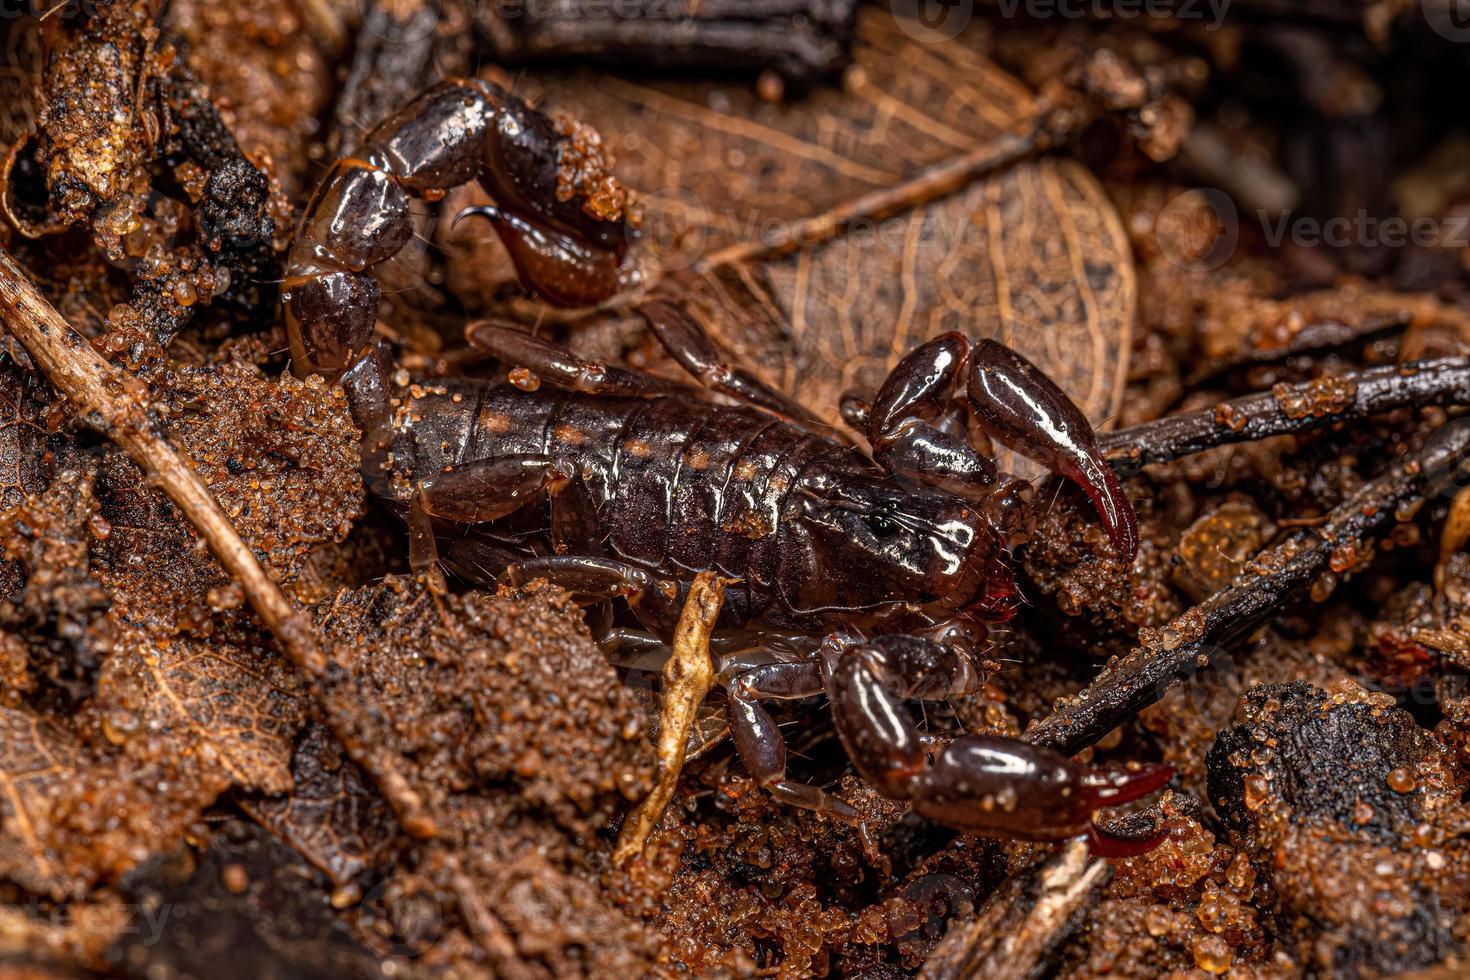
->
[[1243, 775, 1269, 811], [1192, 933, 1232, 974], [1387, 767, 1416, 793], [756, 69, 785, 104], [221, 862, 249, 894]]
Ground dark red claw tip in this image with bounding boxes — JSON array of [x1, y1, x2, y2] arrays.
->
[[1079, 762, 1174, 809], [452, 203, 499, 230], [1069, 454, 1139, 564], [1086, 821, 1169, 859]]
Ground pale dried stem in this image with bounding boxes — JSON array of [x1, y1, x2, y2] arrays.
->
[[920, 838, 1108, 980], [296, 0, 350, 54], [614, 571, 728, 865], [698, 130, 1042, 272]]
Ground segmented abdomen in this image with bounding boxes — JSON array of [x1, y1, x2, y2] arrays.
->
[[380, 380, 849, 601]]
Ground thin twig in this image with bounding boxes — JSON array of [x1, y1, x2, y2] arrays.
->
[[1102, 358, 1470, 470], [697, 129, 1043, 272], [0, 246, 439, 836], [919, 839, 1108, 980], [0, 247, 325, 675], [1025, 420, 1470, 755]]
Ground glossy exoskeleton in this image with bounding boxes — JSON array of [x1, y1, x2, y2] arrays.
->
[[284, 79, 1169, 856]]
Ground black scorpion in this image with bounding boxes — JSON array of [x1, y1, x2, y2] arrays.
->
[[282, 78, 1172, 855]]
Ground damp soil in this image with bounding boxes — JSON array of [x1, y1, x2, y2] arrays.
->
[[2, 2, 1470, 978]]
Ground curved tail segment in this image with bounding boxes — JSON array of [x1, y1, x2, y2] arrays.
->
[[284, 78, 637, 382]]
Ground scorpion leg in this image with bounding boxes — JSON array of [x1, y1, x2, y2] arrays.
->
[[465, 320, 687, 397], [500, 555, 681, 625], [403, 454, 575, 591], [417, 454, 577, 523], [727, 660, 864, 828], [965, 339, 1139, 562], [405, 493, 448, 593], [824, 638, 1170, 852], [639, 300, 820, 424], [865, 334, 998, 500]]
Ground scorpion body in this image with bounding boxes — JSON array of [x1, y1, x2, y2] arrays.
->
[[352, 351, 1015, 634], [285, 77, 1171, 856]]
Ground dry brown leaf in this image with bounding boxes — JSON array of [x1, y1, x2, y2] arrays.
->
[[0, 705, 83, 898], [675, 156, 1135, 436], [94, 626, 306, 795], [483, 7, 1134, 438], [524, 10, 1039, 258], [0, 353, 51, 511], [239, 721, 398, 889]]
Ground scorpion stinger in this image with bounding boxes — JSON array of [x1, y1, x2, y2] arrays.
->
[[283, 77, 639, 381]]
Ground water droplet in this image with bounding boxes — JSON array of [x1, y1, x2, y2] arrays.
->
[[1192, 933, 1232, 974], [1244, 775, 1269, 811]]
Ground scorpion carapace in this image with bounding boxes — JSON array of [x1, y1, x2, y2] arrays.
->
[[285, 81, 1167, 857]]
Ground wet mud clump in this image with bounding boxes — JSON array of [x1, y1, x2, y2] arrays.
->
[[1208, 683, 1470, 976], [310, 578, 659, 976]]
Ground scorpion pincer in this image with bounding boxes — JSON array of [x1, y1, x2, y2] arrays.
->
[[283, 78, 1172, 857]]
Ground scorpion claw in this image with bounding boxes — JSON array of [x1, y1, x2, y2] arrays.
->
[[1066, 450, 1140, 566], [1078, 762, 1173, 857], [966, 339, 1139, 563], [1078, 761, 1174, 809], [1086, 821, 1169, 859], [455, 204, 626, 308], [451, 203, 497, 230]]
